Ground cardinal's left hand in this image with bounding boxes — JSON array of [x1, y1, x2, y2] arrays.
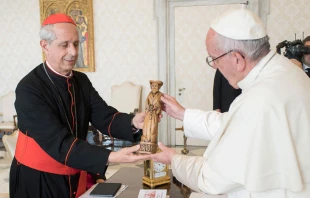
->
[[132, 112, 163, 129]]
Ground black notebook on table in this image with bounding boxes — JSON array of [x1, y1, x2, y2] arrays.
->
[[90, 183, 122, 197]]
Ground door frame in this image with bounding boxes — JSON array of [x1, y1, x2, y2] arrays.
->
[[156, 0, 270, 146]]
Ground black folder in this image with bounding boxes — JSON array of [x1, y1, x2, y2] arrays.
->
[[90, 183, 122, 197]]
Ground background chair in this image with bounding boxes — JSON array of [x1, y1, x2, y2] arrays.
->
[[110, 81, 142, 148], [90, 82, 142, 150], [111, 81, 142, 114], [0, 91, 17, 134], [2, 130, 19, 159]]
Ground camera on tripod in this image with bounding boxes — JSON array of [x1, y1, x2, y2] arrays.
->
[[276, 39, 310, 62]]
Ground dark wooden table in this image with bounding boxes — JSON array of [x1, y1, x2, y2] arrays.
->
[[106, 167, 192, 198]]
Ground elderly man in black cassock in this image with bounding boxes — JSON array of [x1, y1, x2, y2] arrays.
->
[[10, 13, 149, 198]]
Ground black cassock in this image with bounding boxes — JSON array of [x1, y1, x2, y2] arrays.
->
[[213, 69, 242, 113], [305, 68, 310, 77], [10, 63, 140, 198]]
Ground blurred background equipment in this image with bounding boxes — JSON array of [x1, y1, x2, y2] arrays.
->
[[276, 39, 310, 62]]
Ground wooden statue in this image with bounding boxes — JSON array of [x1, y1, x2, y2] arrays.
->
[[139, 80, 163, 154]]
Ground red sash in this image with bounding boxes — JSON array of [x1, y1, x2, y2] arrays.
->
[[15, 130, 87, 198]]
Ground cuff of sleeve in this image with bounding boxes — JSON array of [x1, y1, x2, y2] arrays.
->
[[133, 129, 142, 142], [183, 109, 199, 136], [184, 109, 220, 140], [133, 128, 140, 134], [89, 171, 107, 181]]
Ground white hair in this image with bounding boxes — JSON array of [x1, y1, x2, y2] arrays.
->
[[214, 33, 270, 61], [39, 25, 57, 44]]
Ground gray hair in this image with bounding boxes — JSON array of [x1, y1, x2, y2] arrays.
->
[[214, 33, 270, 61], [39, 25, 57, 44]]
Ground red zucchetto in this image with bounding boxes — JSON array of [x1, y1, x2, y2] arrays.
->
[[42, 13, 76, 26]]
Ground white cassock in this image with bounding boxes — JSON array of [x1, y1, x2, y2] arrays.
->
[[172, 51, 310, 198]]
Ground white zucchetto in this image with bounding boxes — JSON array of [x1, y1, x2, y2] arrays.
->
[[210, 8, 266, 40]]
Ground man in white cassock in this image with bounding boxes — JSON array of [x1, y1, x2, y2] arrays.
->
[[151, 8, 310, 198]]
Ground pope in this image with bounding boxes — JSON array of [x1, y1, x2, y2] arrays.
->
[[152, 8, 310, 198]]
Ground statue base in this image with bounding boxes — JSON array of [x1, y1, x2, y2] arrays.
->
[[139, 142, 157, 154]]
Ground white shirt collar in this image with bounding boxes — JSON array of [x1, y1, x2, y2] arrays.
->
[[303, 63, 310, 71], [237, 50, 276, 90], [45, 61, 73, 78]]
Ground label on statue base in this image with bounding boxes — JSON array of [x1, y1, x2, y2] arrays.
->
[[139, 142, 157, 154]]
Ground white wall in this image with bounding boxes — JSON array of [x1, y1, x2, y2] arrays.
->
[[0, 0, 157, 110], [267, 0, 310, 50]]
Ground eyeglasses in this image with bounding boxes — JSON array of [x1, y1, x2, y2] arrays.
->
[[206, 50, 233, 67]]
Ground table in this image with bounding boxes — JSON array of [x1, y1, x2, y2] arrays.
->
[[106, 167, 192, 198]]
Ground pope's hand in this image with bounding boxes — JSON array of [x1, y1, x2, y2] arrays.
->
[[108, 145, 150, 163], [150, 142, 177, 165], [161, 94, 185, 121]]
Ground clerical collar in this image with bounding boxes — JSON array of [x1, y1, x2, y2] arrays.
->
[[237, 50, 276, 90], [303, 63, 310, 71], [45, 61, 73, 78]]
